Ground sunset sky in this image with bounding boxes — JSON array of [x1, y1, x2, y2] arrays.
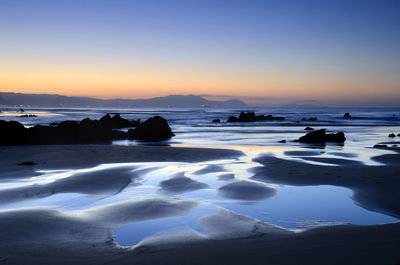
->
[[1, 0, 399, 106]]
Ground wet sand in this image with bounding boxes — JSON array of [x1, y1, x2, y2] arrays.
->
[[0, 144, 243, 180], [0, 144, 399, 264]]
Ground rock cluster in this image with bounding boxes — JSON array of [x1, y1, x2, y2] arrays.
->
[[0, 114, 174, 145], [226, 112, 285, 123]]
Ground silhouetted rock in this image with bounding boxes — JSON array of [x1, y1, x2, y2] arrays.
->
[[388, 133, 396, 138], [98, 114, 139, 129], [127, 116, 174, 141], [298, 129, 345, 143], [18, 161, 37, 166], [0, 120, 28, 145], [398, 133, 400, 137], [212, 119, 220, 123], [238, 112, 256, 122], [304, 127, 314, 130], [0, 114, 146, 145], [301, 117, 317, 121], [226, 112, 284, 123], [278, 140, 286, 143], [227, 116, 238, 122], [256, 114, 285, 121], [19, 114, 37, 117], [343, 112, 351, 118], [373, 144, 388, 148]]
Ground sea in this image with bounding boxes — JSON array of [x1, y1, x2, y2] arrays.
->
[[1, 106, 400, 245]]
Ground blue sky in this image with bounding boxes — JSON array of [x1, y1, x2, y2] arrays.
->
[[1, 0, 399, 106]]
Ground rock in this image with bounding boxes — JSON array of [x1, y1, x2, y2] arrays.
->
[[301, 117, 317, 121], [388, 133, 396, 138], [227, 113, 284, 122], [0, 120, 28, 145], [127, 116, 174, 141], [278, 140, 286, 143], [99, 114, 139, 129], [0, 114, 145, 145], [343, 112, 351, 118], [28, 125, 59, 144], [18, 161, 37, 166], [238, 112, 256, 122], [304, 127, 314, 130], [212, 119, 220, 123], [398, 133, 400, 137], [256, 114, 285, 121], [19, 114, 38, 117], [227, 116, 238, 122], [373, 144, 388, 148], [298, 129, 346, 143]]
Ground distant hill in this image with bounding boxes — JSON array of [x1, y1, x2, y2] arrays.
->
[[0, 92, 248, 108]]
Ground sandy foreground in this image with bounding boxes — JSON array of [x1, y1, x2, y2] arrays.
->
[[0, 144, 399, 265]]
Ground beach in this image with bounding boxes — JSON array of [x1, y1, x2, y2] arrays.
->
[[0, 143, 399, 264], [0, 108, 400, 264]]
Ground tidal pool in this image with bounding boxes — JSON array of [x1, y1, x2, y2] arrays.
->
[[114, 184, 397, 246]]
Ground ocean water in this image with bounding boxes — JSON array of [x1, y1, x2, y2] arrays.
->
[[1, 106, 399, 245]]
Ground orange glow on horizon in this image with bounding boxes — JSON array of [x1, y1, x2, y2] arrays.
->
[[1, 60, 399, 103]]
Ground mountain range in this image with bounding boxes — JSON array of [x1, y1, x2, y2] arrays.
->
[[0, 92, 248, 108]]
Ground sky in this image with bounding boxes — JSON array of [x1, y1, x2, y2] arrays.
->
[[0, 0, 399, 106]]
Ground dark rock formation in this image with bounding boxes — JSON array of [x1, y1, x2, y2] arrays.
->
[[398, 133, 400, 137], [304, 127, 314, 130], [388, 133, 396, 138], [98, 114, 140, 128], [301, 117, 317, 121], [127, 116, 174, 141], [0, 120, 27, 145], [343, 112, 351, 118], [255, 114, 285, 121], [0, 114, 169, 145], [373, 144, 388, 148], [278, 140, 286, 143], [297, 129, 346, 143], [227, 116, 238, 122], [226, 112, 285, 123], [19, 114, 38, 117], [212, 119, 220, 123], [238, 112, 256, 122]]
